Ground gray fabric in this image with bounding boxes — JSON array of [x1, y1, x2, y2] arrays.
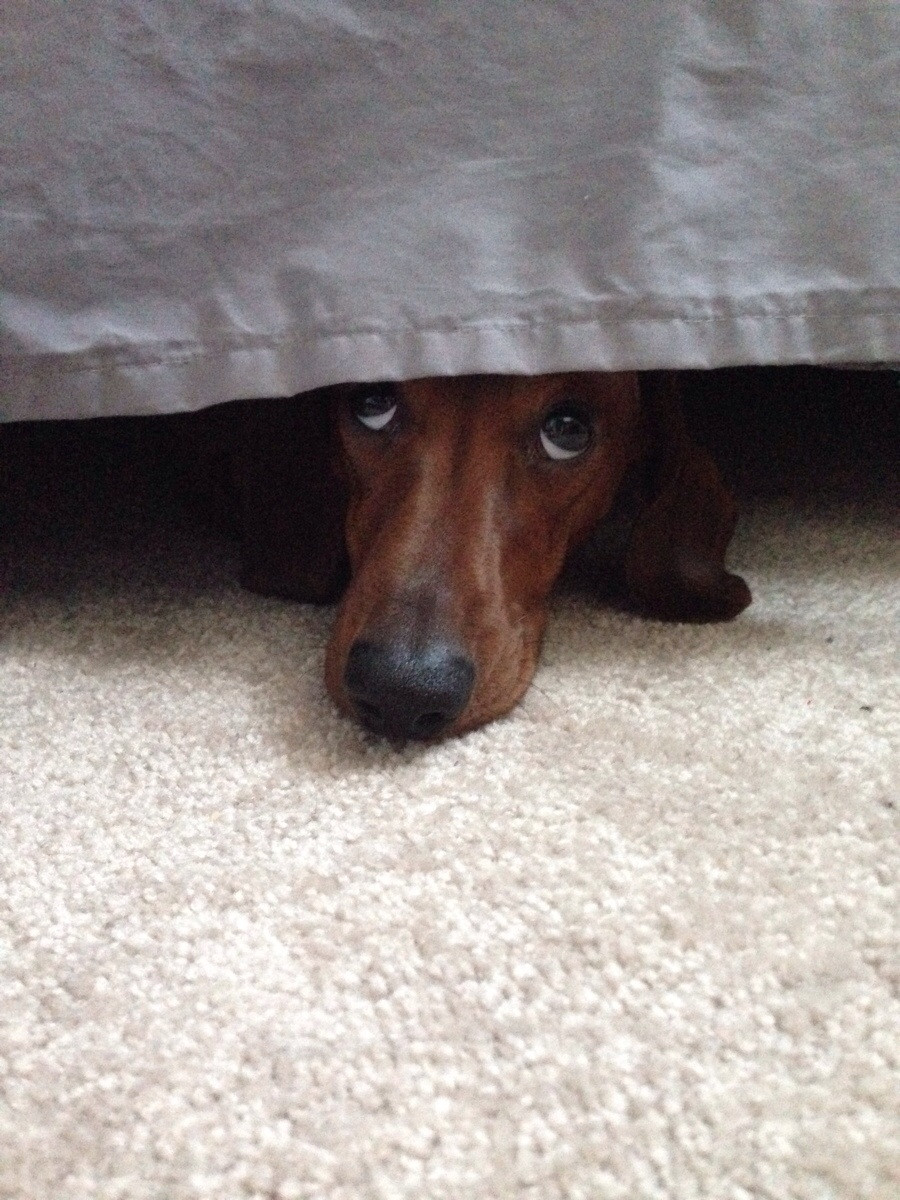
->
[[1, 0, 898, 420]]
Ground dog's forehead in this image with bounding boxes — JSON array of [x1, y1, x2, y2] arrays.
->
[[400, 374, 574, 409]]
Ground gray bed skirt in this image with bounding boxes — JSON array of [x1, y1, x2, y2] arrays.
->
[[2, 1, 897, 420]]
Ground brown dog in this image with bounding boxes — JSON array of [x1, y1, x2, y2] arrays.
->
[[239, 372, 750, 740]]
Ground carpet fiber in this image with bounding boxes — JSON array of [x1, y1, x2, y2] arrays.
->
[[1, 370, 897, 1199]]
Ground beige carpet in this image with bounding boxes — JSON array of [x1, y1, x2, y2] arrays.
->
[[1, 371, 898, 1199]]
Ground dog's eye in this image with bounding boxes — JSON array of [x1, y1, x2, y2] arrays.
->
[[351, 387, 397, 431], [539, 409, 592, 460]]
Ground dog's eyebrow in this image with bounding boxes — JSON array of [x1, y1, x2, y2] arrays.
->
[[516, 376, 589, 411]]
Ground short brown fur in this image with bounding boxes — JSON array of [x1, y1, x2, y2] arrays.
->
[[239, 372, 751, 738]]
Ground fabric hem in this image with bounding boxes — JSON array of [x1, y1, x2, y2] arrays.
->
[[2, 306, 898, 421]]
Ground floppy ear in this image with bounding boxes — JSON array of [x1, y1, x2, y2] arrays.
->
[[236, 390, 349, 604], [623, 372, 751, 622]]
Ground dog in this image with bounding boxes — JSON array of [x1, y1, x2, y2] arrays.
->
[[238, 372, 751, 740]]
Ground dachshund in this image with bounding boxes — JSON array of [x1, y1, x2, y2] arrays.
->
[[238, 372, 751, 741]]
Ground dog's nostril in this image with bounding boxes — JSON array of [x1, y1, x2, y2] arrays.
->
[[344, 639, 475, 741], [355, 699, 385, 728], [412, 711, 447, 738]]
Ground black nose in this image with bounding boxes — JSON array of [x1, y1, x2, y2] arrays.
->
[[344, 639, 476, 741]]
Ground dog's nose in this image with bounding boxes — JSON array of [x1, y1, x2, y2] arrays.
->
[[344, 639, 476, 741]]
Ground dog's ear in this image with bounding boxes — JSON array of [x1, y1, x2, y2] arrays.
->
[[236, 390, 349, 604], [623, 372, 751, 622]]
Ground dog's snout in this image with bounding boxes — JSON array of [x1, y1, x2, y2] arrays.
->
[[344, 639, 475, 741]]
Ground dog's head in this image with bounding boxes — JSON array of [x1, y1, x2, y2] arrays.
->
[[323, 372, 750, 741]]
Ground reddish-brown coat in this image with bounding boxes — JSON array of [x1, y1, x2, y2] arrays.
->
[[239, 372, 751, 737]]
